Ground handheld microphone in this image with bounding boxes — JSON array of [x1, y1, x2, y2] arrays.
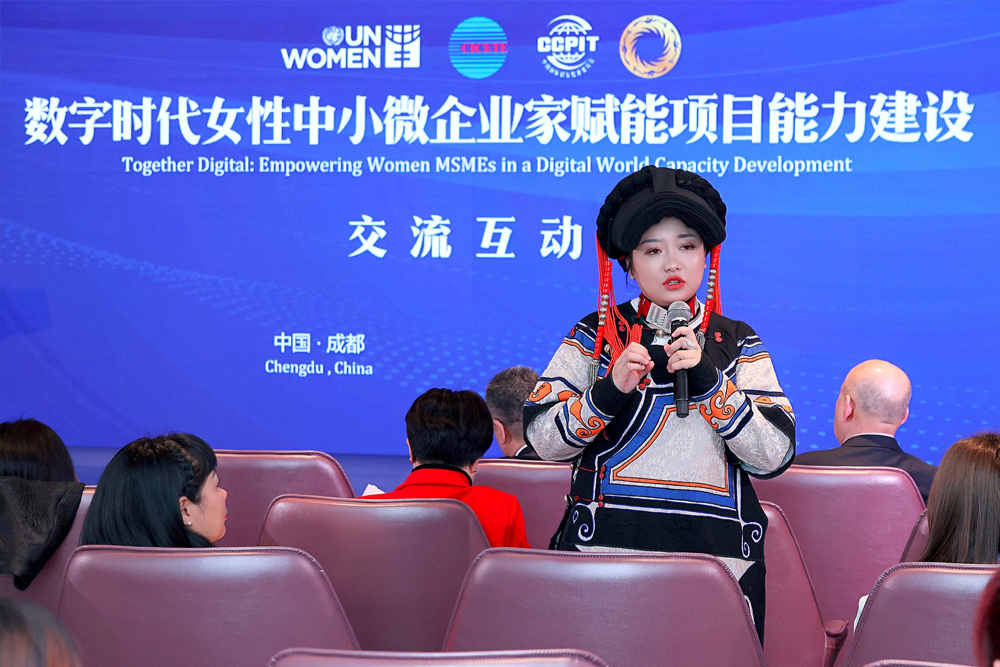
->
[[666, 301, 693, 418]]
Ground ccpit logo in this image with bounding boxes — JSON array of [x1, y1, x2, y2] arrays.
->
[[538, 15, 599, 78], [449, 17, 508, 79], [619, 15, 681, 79]]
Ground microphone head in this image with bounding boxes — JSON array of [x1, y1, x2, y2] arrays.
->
[[666, 300, 692, 324]]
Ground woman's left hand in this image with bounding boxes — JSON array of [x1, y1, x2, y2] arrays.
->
[[664, 325, 702, 373]]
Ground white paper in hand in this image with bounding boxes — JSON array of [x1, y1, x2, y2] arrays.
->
[[361, 483, 385, 496]]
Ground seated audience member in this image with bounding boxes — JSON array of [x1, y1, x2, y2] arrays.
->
[[0, 419, 84, 590], [485, 366, 541, 460], [369, 388, 530, 548], [976, 567, 1000, 667], [0, 419, 77, 483], [795, 359, 937, 501], [80, 433, 227, 547], [918, 432, 1000, 564], [0, 598, 80, 667], [854, 431, 1000, 630]]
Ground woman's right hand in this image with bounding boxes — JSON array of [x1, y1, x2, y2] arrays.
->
[[610, 342, 654, 393]]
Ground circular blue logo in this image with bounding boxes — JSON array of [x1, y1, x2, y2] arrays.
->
[[449, 17, 508, 79]]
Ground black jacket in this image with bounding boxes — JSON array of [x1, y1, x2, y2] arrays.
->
[[795, 434, 937, 502], [512, 444, 541, 460]]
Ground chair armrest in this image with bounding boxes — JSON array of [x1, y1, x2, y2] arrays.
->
[[824, 620, 848, 639], [822, 620, 850, 667]]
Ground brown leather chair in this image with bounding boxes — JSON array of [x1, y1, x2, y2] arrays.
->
[[0, 486, 94, 613], [473, 459, 572, 550], [900, 511, 930, 562], [761, 502, 849, 667], [443, 549, 765, 667], [213, 450, 354, 547], [260, 495, 490, 652], [842, 563, 997, 667], [752, 465, 925, 625], [268, 649, 609, 667], [57, 545, 359, 667]]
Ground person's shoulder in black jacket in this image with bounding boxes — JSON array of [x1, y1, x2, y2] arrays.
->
[[512, 444, 542, 460], [796, 434, 936, 501]]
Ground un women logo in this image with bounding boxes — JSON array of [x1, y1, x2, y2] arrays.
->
[[619, 15, 682, 79], [322, 26, 345, 47]]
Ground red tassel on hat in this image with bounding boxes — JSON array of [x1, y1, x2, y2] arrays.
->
[[703, 244, 722, 332], [594, 234, 642, 370]]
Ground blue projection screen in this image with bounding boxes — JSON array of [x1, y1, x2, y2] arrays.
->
[[2, 1, 998, 462]]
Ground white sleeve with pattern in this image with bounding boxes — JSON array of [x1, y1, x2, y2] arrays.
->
[[523, 332, 630, 462], [691, 333, 796, 475]]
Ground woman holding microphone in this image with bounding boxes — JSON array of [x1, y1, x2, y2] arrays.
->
[[523, 167, 795, 643]]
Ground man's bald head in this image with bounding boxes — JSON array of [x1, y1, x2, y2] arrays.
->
[[843, 360, 911, 423], [834, 360, 911, 442]]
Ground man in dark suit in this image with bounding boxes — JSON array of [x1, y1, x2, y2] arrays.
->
[[796, 359, 937, 501], [485, 366, 541, 460]]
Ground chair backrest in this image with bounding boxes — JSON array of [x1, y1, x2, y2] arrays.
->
[[57, 545, 358, 667], [760, 502, 847, 667], [260, 496, 490, 652], [269, 649, 609, 667], [752, 465, 926, 625], [900, 511, 930, 562], [0, 486, 95, 613], [861, 661, 976, 667], [444, 549, 765, 667], [473, 459, 572, 550], [843, 562, 997, 667], [213, 450, 354, 547]]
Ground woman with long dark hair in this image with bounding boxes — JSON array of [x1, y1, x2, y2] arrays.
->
[[81, 433, 227, 548], [1, 419, 84, 590], [919, 432, 1000, 565], [0, 419, 77, 483], [523, 167, 796, 643]]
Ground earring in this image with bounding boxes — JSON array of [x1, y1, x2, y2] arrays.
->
[[186, 521, 192, 526]]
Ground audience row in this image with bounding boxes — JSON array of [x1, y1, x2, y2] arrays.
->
[[2, 547, 1000, 667], [3, 414, 996, 569], [1, 371, 998, 666]]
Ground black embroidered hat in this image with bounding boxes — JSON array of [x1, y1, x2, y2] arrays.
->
[[595, 166, 727, 259]]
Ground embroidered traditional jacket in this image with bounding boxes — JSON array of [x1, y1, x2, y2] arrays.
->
[[524, 298, 795, 562]]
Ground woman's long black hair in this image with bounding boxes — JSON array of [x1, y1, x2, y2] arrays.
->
[[0, 418, 77, 482], [80, 433, 218, 548]]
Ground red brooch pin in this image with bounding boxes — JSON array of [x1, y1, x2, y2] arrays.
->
[[714, 332, 723, 343]]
